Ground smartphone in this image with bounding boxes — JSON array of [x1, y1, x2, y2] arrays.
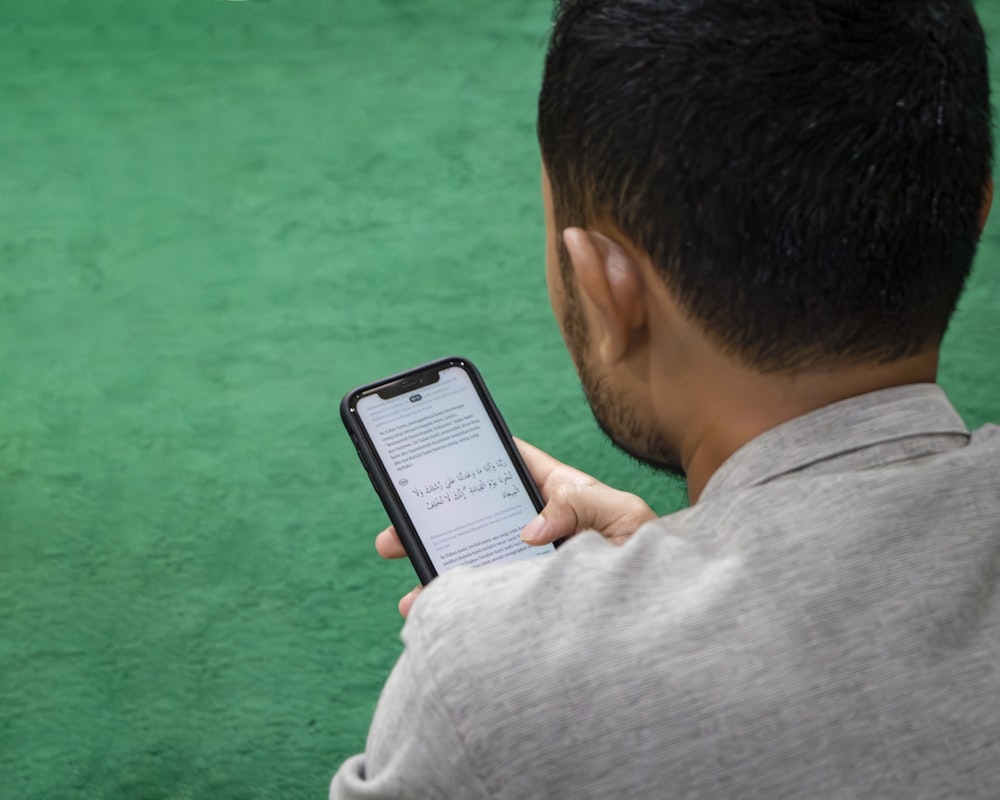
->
[[341, 356, 558, 584]]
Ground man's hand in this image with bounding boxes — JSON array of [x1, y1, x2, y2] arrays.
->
[[513, 438, 656, 547], [373, 528, 424, 618], [375, 438, 656, 617]]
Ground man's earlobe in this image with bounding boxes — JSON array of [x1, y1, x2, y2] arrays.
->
[[979, 179, 993, 235]]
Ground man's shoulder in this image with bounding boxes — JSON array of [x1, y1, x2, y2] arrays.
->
[[401, 506, 785, 723], [407, 511, 714, 644], [404, 516, 709, 677]]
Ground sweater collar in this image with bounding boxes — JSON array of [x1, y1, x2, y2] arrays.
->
[[699, 383, 970, 503]]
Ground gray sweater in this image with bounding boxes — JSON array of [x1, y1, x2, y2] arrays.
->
[[331, 384, 1000, 798]]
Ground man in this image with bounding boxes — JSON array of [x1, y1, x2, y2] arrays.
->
[[332, 0, 998, 796]]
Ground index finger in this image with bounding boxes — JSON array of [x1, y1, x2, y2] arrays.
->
[[514, 437, 596, 494]]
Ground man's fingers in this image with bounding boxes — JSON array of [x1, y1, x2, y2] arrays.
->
[[384, 442, 654, 604], [520, 487, 581, 545], [515, 437, 595, 494], [374, 531, 421, 617], [375, 525, 408, 560], [373, 530, 422, 618], [398, 586, 422, 618], [522, 482, 655, 546], [515, 437, 568, 487]]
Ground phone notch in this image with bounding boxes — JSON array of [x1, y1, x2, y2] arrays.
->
[[376, 368, 442, 400]]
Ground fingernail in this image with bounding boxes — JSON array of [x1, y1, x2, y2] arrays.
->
[[521, 514, 548, 544]]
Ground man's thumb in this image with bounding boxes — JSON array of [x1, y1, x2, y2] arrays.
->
[[521, 484, 589, 545]]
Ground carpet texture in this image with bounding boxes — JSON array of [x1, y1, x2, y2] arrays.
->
[[1, 1, 998, 798]]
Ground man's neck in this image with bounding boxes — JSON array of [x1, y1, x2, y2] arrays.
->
[[678, 351, 941, 503]]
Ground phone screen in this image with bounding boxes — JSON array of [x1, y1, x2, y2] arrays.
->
[[354, 365, 556, 575]]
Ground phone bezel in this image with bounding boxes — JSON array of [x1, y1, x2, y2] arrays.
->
[[341, 356, 549, 585]]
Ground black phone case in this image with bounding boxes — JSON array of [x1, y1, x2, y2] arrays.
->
[[340, 356, 548, 585]]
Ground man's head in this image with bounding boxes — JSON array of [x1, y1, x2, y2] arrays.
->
[[538, 0, 993, 480]]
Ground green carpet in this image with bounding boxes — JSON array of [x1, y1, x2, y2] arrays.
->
[[1, 1, 997, 797]]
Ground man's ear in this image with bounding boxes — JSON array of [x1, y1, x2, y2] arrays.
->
[[562, 227, 647, 365], [979, 179, 994, 235]]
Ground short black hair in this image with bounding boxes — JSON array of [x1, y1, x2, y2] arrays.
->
[[538, 0, 993, 371]]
